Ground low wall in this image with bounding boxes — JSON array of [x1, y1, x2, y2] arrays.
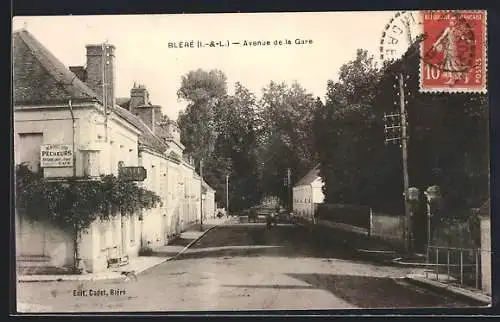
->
[[308, 206, 405, 249], [370, 212, 405, 241], [318, 219, 368, 235], [316, 204, 371, 229]]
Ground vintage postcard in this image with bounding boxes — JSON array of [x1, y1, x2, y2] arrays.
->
[[12, 10, 491, 313]]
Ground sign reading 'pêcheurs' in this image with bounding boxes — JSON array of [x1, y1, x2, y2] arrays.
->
[[40, 144, 73, 167]]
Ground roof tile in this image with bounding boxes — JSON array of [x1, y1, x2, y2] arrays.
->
[[13, 29, 99, 105]]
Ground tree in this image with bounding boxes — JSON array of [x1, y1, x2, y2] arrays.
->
[[258, 81, 319, 205], [221, 83, 262, 210], [177, 69, 228, 165], [177, 71, 263, 212], [314, 49, 388, 208]]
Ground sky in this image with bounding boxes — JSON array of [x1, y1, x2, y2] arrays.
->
[[12, 12, 418, 121]]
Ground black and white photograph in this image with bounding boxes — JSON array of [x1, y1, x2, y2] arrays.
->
[[12, 10, 491, 313]]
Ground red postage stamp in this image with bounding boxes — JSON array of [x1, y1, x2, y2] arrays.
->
[[420, 10, 487, 93]]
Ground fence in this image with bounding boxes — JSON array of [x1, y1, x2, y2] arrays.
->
[[316, 204, 371, 229], [425, 245, 482, 290]]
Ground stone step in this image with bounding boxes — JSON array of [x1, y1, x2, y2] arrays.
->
[[17, 255, 51, 263], [17, 255, 52, 268], [17, 263, 74, 275]]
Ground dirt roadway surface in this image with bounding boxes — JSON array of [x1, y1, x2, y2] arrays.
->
[[16, 223, 475, 312]]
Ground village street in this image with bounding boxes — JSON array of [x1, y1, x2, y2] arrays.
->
[[17, 221, 475, 312]]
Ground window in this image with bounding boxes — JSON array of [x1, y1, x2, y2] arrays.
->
[[17, 133, 43, 172], [82, 151, 100, 177]]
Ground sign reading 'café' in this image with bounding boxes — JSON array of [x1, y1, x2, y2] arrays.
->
[[40, 144, 73, 167]]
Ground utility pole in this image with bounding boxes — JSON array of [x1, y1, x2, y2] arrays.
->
[[287, 168, 292, 213], [226, 174, 229, 216], [399, 72, 412, 255], [200, 159, 203, 232], [384, 72, 412, 255]]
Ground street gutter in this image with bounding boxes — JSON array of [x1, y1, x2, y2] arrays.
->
[[166, 225, 220, 261], [405, 274, 491, 306]]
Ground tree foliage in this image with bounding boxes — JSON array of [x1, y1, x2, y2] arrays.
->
[[219, 83, 261, 210], [314, 49, 388, 208], [258, 81, 319, 205], [177, 69, 227, 164], [178, 75, 263, 211]]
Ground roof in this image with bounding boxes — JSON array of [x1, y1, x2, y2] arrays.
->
[[13, 29, 99, 105], [295, 163, 322, 187], [116, 97, 130, 109], [113, 105, 168, 154], [13, 29, 169, 155], [154, 123, 173, 140], [202, 179, 214, 192]]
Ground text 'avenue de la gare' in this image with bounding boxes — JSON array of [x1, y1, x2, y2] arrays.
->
[[168, 39, 314, 49]]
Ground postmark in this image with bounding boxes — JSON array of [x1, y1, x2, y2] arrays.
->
[[419, 10, 487, 93], [379, 11, 424, 63]]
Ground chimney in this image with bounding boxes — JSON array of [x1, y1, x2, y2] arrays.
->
[[85, 43, 116, 110], [129, 84, 150, 112], [128, 84, 162, 132], [135, 105, 162, 133]]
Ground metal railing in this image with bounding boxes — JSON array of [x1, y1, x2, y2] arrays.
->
[[425, 245, 481, 289]]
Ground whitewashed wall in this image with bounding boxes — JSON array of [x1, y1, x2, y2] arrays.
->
[[139, 150, 166, 248], [293, 185, 313, 219], [204, 189, 215, 218], [16, 209, 74, 268]]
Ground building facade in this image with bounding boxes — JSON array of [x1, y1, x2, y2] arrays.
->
[[292, 164, 325, 223], [203, 180, 216, 219], [13, 29, 215, 274]]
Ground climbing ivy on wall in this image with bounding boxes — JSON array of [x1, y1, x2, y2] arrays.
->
[[15, 163, 162, 231]]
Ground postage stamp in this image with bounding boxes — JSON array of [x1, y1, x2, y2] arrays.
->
[[419, 10, 487, 93]]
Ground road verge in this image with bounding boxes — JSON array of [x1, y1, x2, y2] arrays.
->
[[405, 274, 491, 306]]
